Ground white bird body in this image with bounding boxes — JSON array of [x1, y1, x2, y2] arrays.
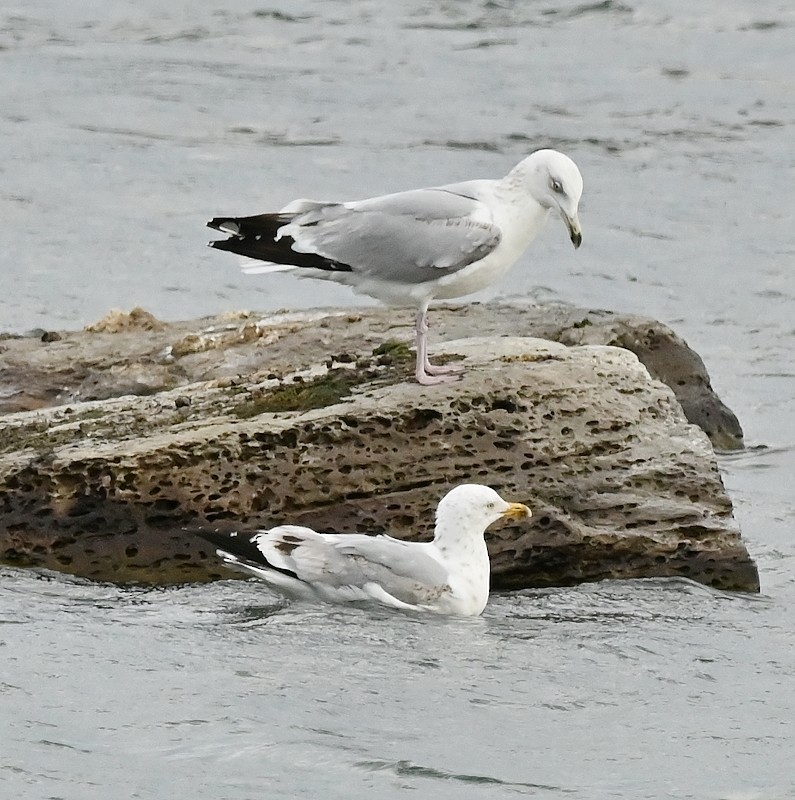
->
[[208, 149, 583, 384], [198, 484, 531, 617]]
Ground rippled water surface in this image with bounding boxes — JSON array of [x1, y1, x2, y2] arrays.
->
[[3, 572, 792, 799], [1, 0, 794, 797]]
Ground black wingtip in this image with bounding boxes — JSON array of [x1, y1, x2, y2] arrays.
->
[[192, 528, 272, 566], [190, 527, 241, 553], [204, 212, 354, 272], [191, 527, 302, 580]]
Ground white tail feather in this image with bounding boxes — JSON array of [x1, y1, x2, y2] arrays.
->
[[240, 258, 298, 275]]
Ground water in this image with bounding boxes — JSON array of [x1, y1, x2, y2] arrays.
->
[[2, 572, 792, 799], [1, 0, 794, 797]]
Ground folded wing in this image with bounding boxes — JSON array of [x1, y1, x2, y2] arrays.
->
[[208, 185, 502, 285], [199, 525, 451, 610]]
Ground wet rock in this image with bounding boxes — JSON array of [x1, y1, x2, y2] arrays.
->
[[0, 328, 758, 592]]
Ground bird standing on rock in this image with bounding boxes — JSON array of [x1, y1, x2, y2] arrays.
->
[[197, 484, 532, 617], [208, 149, 583, 385]]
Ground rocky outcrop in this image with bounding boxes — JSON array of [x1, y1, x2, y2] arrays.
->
[[0, 307, 758, 591], [0, 303, 743, 450]]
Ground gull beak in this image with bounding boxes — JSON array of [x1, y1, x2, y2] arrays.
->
[[501, 502, 532, 520], [562, 211, 582, 249]]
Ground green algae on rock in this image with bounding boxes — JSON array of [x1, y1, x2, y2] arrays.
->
[[233, 371, 362, 417]]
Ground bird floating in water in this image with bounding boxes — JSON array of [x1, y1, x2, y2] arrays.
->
[[208, 149, 583, 385], [197, 484, 531, 616]]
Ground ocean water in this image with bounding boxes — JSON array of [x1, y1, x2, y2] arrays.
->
[[1, 0, 793, 797], [2, 571, 791, 800]]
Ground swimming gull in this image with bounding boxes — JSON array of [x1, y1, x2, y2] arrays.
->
[[197, 484, 531, 616], [207, 148, 583, 385]]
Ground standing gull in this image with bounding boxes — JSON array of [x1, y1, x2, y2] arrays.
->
[[197, 484, 531, 617], [208, 149, 583, 385]]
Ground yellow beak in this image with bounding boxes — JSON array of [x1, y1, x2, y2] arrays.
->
[[501, 502, 532, 520]]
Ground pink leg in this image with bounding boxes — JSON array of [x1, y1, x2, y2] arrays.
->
[[414, 308, 464, 386]]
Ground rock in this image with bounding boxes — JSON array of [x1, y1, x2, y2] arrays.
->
[[84, 306, 166, 334], [546, 310, 744, 452], [0, 323, 758, 592], [0, 304, 742, 450]]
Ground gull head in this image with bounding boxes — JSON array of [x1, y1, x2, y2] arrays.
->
[[436, 484, 532, 532], [517, 149, 584, 249]]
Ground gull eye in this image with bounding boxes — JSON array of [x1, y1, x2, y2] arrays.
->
[[550, 178, 564, 194], [487, 502, 496, 510]]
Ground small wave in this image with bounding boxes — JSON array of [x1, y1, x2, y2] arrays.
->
[[357, 759, 574, 792]]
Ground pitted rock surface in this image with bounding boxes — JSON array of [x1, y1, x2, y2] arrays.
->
[[0, 330, 758, 591], [0, 303, 742, 450]]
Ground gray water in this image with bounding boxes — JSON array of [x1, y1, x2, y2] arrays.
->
[[1, 1, 794, 797]]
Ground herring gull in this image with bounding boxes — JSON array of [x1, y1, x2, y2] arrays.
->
[[197, 484, 531, 616], [208, 149, 583, 385]]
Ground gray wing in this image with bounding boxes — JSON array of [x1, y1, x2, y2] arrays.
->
[[279, 186, 502, 285], [333, 534, 449, 584], [332, 534, 452, 606], [256, 527, 451, 606]]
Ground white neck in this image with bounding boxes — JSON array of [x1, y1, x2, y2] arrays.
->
[[491, 178, 552, 254], [433, 515, 489, 562], [432, 515, 491, 615]]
